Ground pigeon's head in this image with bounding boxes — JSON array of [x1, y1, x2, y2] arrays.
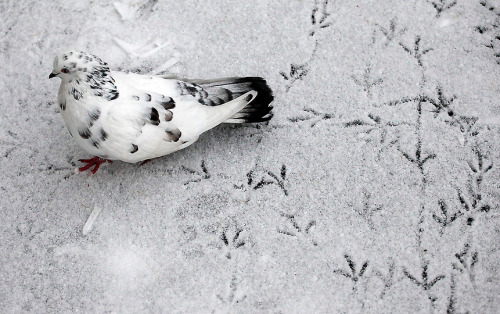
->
[[49, 51, 109, 80], [50, 51, 119, 101]]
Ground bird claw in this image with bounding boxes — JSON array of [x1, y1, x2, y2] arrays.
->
[[78, 156, 112, 175]]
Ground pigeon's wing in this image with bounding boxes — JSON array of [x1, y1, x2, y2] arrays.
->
[[103, 72, 256, 162], [101, 88, 182, 162], [110, 71, 257, 138]]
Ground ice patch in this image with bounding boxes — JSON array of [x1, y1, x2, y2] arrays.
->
[[114, 2, 137, 21], [150, 54, 181, 75], [113, 38, 173, 59], [83, 206, 103, 236]]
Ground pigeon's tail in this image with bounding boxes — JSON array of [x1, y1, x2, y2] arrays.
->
[[196, 77, 274, 123]]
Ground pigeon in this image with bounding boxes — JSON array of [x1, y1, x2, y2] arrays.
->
[[49, 51, 274, 174]]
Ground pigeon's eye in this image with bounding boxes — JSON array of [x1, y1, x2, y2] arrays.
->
[[61, 68, 69, 74]]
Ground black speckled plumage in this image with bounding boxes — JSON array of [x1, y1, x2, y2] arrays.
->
[[150, 108, 160, 125], [79, 128, 91, 139], [99, 128, 108, 141], [89, 109, 101, 121], [160, 97, 175, 110], [130, 144, 139, 154], [70, 87, 83, 100], [166, 129, 182, 142], [194, 77, 274, 122]]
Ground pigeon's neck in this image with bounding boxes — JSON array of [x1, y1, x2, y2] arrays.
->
[[62, 67, 119, 102]]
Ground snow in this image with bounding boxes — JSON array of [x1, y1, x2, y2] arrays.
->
[[1, 0, 500, 312]]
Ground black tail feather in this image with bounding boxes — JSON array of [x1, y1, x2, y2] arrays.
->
[[197, 77, 274, 123]]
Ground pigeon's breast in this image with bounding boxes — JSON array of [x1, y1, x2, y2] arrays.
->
[[59, 83, 111, 157]]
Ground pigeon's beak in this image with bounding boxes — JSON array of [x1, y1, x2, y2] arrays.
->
[[49, 71, 58, 79]]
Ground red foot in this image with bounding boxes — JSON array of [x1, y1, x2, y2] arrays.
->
[[78, 156, 112, 175]]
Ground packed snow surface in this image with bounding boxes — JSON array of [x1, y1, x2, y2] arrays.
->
[[1, 0, 499, 312]]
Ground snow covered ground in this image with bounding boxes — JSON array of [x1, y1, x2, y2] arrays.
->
[[1, 0, 499, 312]]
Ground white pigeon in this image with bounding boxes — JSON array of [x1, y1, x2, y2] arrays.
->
[[49, 51, 274, 174]]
